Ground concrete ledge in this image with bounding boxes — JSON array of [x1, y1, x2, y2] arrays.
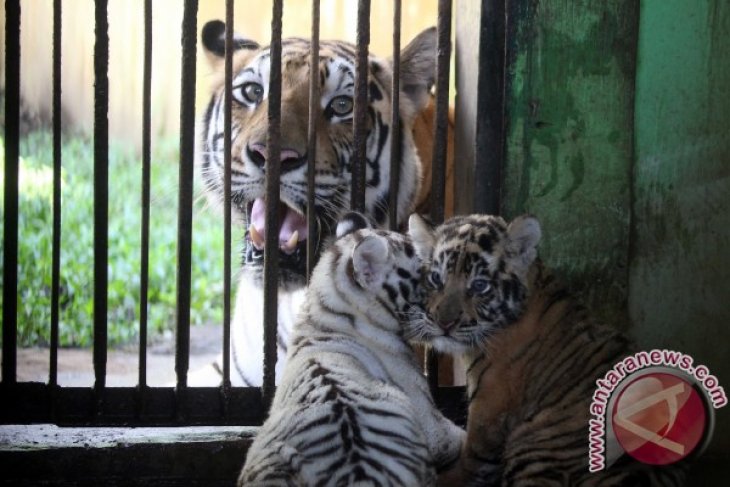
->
[[0, 425, 257, 486]]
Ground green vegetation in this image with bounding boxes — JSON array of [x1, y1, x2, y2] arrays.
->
[[0, 131, 240, 347]]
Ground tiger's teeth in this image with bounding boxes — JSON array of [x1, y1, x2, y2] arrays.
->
[[249, 225, 264, 249], [281, 230, 299, 253]]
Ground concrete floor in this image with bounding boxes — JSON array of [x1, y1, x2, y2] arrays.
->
[[6, 324, 222, 387]]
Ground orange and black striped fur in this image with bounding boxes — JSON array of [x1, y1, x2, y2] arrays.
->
[[407, 214, 687, 486], [197, 20, 455, 387]]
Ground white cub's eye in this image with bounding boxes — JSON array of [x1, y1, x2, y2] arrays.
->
[[429, 271, 443, 289], [328, 95, 354, 116], [235, 82, 264, 105], [470, 278, 491, 295]]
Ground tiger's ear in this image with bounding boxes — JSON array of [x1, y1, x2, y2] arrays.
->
[[506, 215, 541, 270], [336, 212, 372, 239], [408, 213, 435, 261], [352, 235, 390, 288], [397, 27, 437, 114], [201, 20, 259, 66]]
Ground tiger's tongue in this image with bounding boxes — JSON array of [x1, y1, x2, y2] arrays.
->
[[250, 198, 308, 251]]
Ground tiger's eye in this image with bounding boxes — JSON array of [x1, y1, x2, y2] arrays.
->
[[470, 279, 491, 295], [429, 271, 443, 289], [238, 82, 264, 104], [329, 95, 354, 116]]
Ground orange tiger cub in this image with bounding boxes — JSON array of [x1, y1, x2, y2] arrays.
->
[[407, 213, 688, 486]]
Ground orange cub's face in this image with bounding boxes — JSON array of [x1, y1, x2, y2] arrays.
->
[[405, 214, 542, 354], [199, 21, 437, 287]]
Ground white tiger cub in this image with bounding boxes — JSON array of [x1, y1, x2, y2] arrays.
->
[[239, 213, 464, 486]]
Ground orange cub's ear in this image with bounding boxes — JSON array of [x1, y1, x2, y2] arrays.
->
[[408, 213, 435, 261], [201, 20, 259, 68], [506, 215, 541, 271]]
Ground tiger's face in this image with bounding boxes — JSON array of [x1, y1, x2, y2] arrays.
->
[[406, 214, 542, 354], [200, 21, 436, 288]]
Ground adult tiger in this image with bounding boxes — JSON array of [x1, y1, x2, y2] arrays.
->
[[406, 214, 688, 486], [198, 20, 452, 386]]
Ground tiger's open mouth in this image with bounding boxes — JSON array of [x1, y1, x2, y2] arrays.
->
[[244, 197, 321, 284]]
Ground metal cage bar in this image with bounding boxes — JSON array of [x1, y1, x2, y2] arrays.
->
[[175, 0, 199, 418], [388, 0, 402, 231], [2, 0, 21, 386], [262, 0, 284, 404], [93, 0, 110, 410], [50, 0, 62, 390], [0, 0, 488, 428], [351, 0, 371, 213], [138, 0, 153, 398], [306, 0, 321, 279], [222, 0, 235, 399], [425, 0, 454, 392]]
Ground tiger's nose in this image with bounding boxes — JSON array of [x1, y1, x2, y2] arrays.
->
[[248, 143, 305, 173], [438, 319, 459, 333]]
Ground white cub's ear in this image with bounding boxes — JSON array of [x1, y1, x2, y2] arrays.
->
[[506, 215, 541, 268], [408, 213, 435, 261], [352, 235, 390, 288]]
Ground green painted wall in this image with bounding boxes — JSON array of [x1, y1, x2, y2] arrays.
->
[[502, 0, 639, 327], [498, 0, 729, 466], [631, 0, 730, 456]]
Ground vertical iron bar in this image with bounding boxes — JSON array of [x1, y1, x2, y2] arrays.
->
[[351, 0, 370, 213], [176, 0, 199, 415], [138, 0, 152, 394], [427, 0, 453, 393], [262, 0, 283, 404], [50, 0, 62, 389], [430, 0, 452, 224], [2, 0, 20, 385], [474, 0, 507, 215], [388, 0, 401, 230], [306, 0, 320, 279], [222, 0, 234, 397], [93, 0, 110, 408]]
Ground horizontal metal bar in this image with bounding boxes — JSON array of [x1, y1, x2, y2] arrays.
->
[[0, 384, 466, 426]]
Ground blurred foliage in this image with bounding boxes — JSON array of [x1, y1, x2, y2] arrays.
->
[[0, 131, 238, 347]]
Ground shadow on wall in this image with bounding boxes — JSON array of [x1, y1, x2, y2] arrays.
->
[[0, 0, 439, 149]]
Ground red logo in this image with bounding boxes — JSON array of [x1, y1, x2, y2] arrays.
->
[[612, 372, 707, 465]]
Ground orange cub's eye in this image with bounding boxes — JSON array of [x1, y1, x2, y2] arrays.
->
[[470, 278, 491, 295]]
